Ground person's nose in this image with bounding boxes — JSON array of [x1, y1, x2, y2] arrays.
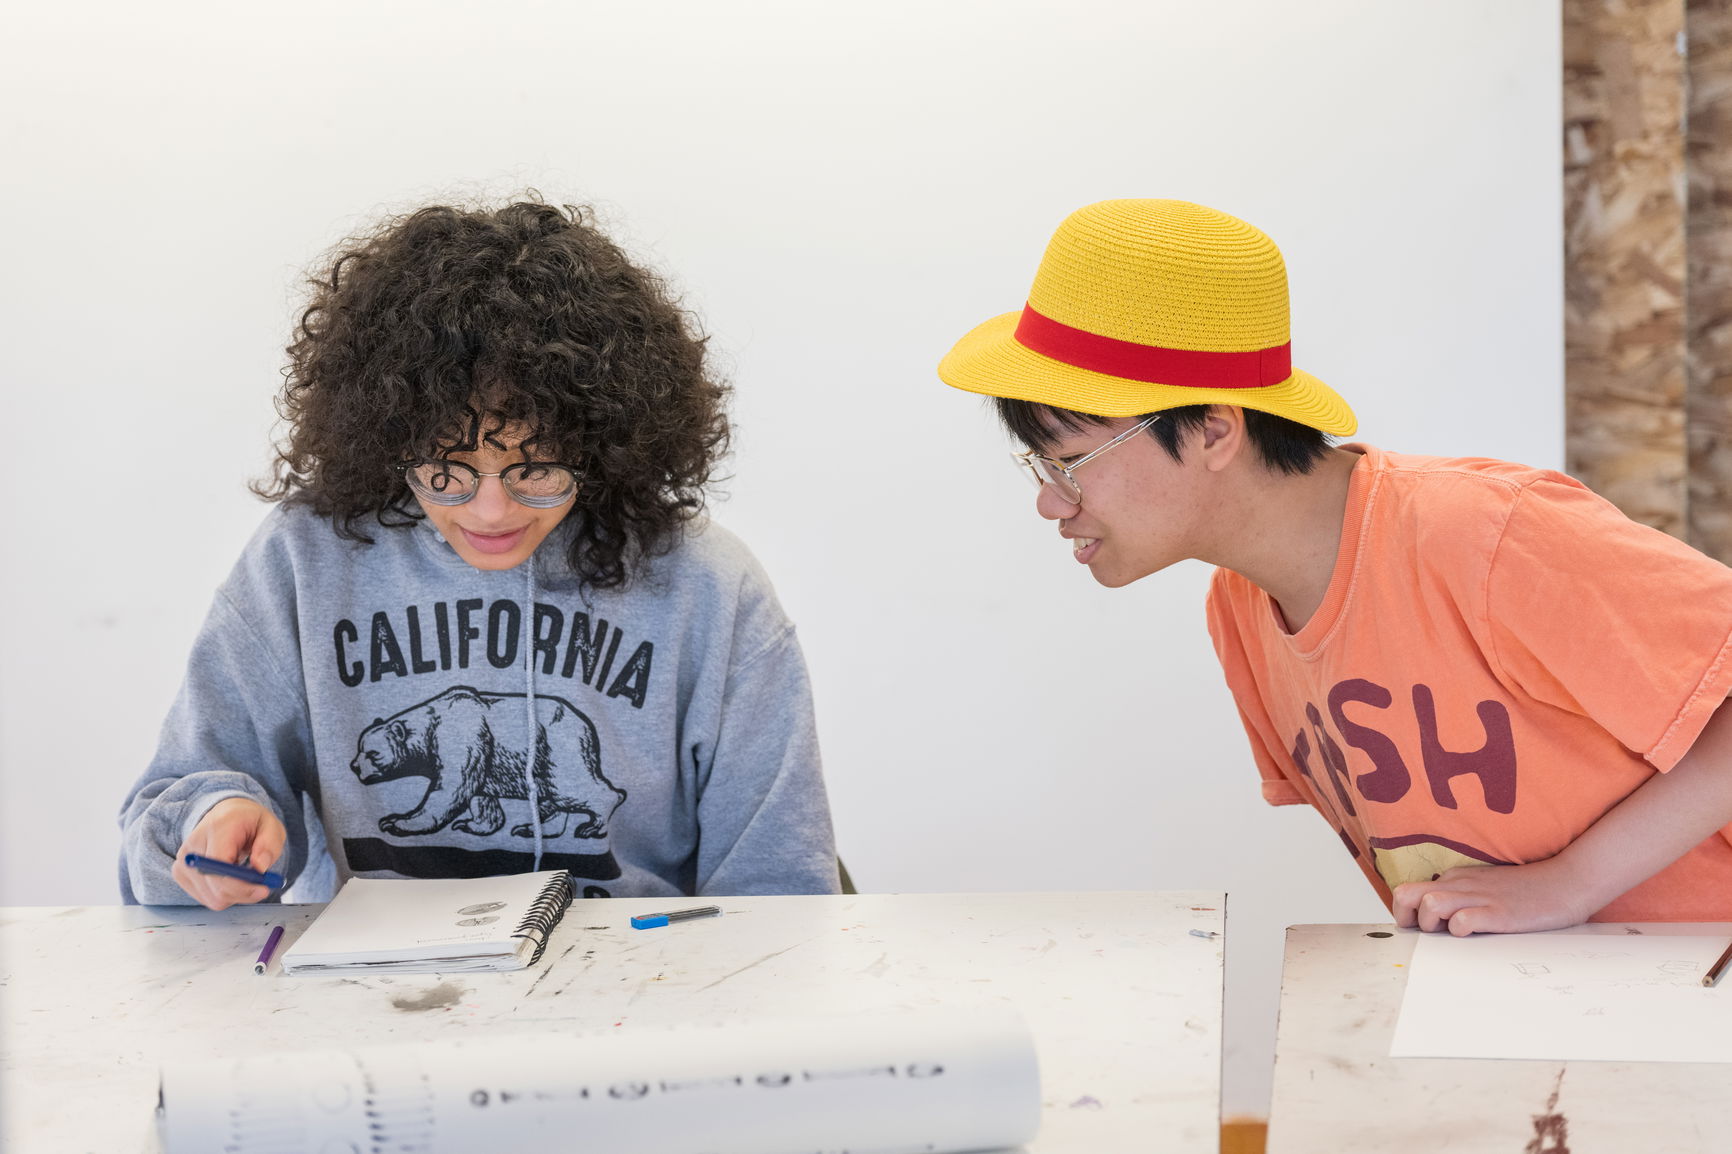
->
[[467, 475, 517, 521], [1035, 481, 1080, 521]]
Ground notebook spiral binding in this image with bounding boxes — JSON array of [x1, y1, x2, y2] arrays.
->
[[510, 870, 574, 965]]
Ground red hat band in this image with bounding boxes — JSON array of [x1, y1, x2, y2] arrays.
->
[[1013, 305, 1292, 391]]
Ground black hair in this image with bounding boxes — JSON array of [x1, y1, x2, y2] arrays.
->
[[993, 398, 1331, 475]]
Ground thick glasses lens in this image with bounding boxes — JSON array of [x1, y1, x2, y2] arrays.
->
[[503, 464, 578, 507], [404, 462, 477, 505]]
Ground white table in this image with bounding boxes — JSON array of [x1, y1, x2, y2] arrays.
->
[[1268, 923, 1732, 1153], [1, 891, 1225, 1153]]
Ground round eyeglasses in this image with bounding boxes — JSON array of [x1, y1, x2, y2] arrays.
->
[[1010, 415, 1161, 505], [397, 460, 581, 508]]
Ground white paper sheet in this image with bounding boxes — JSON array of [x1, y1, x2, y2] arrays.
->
[[1390, 927, 1732, 1062], [158, 1004, 1040, 1154]]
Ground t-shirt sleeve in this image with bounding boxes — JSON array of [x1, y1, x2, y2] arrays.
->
[[1205, 569, 1310, 806], [1483, 478, 1732, 771]]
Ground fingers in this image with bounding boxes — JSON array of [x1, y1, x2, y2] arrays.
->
[[1387, 862, 1586, 936], [1415, 887, 1480, 934], [200, 798, 272, 860], [171, 825, 270, 910], [170, 853, 267, 911], [1390, 883, 1420, 928], [1445, 905, 1494, 936], [1390, 878, 1489, 934], [245, 812, 288, 876], [172, 799, 285, 911]]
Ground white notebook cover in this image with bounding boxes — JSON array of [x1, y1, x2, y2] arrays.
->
[[280, 870, 571, 974]]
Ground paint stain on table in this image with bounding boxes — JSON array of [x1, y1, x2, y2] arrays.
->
[[1525, 1070, 1570, 1154], [390, 982, 466, 1012]]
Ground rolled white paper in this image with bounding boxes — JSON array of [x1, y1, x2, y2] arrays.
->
[[158, 1004, 1040, 1154]]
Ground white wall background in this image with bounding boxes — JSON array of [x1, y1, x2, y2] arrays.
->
[[0, 0, 1562, 1121]]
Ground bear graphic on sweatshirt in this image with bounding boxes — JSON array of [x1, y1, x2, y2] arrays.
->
[[350, 687, 628, 840]]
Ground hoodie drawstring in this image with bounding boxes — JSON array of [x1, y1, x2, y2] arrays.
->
[[523, 561, 544, 871]]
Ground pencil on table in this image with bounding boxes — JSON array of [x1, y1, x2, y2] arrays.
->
[[1702, 939, 1732, 988]]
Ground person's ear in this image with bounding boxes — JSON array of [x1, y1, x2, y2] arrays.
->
[[1199, 405, 1247, 473]]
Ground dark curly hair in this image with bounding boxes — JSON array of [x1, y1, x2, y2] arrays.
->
[[256, 198, 731, 590]]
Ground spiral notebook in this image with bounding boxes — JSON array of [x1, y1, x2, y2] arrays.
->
[[279, 870, 573, 975]]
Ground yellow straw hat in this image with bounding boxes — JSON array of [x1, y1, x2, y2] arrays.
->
[[938, 199, 1356, 434]]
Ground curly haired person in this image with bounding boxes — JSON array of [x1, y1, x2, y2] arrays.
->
[[940, 199, 1732, 935], [121, 199, 839, 907]]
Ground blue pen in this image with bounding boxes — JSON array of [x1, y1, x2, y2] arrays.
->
[[630, 905, 721, 930], [183, 853, 285, 891]]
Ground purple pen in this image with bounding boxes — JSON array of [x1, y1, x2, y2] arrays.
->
[[253, 925, 286, 974]]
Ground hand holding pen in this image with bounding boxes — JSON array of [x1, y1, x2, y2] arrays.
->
[[173, 798, 288, 911]]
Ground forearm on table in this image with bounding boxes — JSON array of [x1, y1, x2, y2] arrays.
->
[[1556, 698, 1732, 911]]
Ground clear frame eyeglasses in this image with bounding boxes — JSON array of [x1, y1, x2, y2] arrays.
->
[[1010, 415, 1162, 505], [396, 460, 581, 509]]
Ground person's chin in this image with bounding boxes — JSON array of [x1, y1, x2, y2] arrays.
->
[[1088, 559, 1160, 589], [457, 548, 532, 571]]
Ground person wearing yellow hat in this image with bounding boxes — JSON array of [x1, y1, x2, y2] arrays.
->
[[939, 198, 1732, 936]]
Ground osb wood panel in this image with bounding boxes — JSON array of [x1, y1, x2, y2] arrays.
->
[[1686, 0, 1732, 564], [1563, 0, 1687, 536]]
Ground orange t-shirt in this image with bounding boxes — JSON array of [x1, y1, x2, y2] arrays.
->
[[1205, 445, 1732, 921]]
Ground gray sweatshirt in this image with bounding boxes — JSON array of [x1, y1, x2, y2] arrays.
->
[[119, 504, 838, 903]]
